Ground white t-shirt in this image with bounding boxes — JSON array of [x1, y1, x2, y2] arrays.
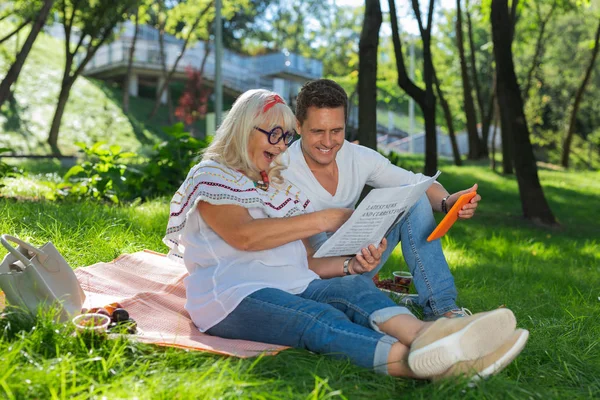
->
[[164, 160, 319, 332], [282, 140, 425, 249]]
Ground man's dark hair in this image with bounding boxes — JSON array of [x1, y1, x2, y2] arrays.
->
[[295, 79, 348, 124]]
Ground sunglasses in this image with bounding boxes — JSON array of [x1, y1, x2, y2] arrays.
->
[[254, 126, 295, 146]]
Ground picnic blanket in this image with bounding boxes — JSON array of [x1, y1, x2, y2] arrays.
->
[[74, 250, 287, 358]]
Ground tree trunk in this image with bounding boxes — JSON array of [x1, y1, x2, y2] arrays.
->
[[456, 0, 483, 160], [423, 101, 437, 176], [357, 0, 382, 150], [422, 39, 437, 176], [433, 70, 462, 166], [199, 40, 211, 75], [149, 1, 212, 119], [561, 18, 600, 168], [48, 78, 74, 155], [189, 40, 212, 138], [47, 2, 130, 155], [490, 103, 499, 171], [493, 65, 512, 174], [466, 0, 488, 156], [481, 75, 496, 154], [123, 7, 140, 113], [0, 0, 54, 108], [152, 14, 169, 118], [491, 0, 557, 226], [388, 0, 437, 174], [346, 88, 358, 142], [499, 108, 513, 173]]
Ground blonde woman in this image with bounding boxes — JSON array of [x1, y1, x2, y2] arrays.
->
[[164, 89, 528, 379]]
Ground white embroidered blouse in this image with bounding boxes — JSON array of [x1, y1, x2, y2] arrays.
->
[[163, 160, 319, 332]]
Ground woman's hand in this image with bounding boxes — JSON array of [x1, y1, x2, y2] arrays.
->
[[349, 238, 388, 274], [446, 184, 481, 220], [319, 208, 353, 232]]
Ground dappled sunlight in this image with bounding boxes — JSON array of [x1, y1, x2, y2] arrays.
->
[[0, 29, 158, 155], [2, 3, 600, 397], [123, 199, 170, 240], [439, 165, 519, 189], [61, 80, 140, 152], [0, 199, 169, 266], [579, 240, 600, 262], [0, 175, 58, 199], [443, 247, 480, 270]]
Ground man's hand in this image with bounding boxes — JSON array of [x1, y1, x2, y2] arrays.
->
[[447, 184, 481, 220], [350, 238, 388, 274]]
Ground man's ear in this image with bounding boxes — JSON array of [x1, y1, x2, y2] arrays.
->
[[296, 119, 303, 136]]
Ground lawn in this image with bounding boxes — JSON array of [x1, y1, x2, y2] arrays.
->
[[0, 157, 599, 399], [376, 108, 425, 135]]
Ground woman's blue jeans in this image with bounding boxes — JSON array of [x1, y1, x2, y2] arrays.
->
[[207, 275, 413, 374], [363, 194, 459, 319]]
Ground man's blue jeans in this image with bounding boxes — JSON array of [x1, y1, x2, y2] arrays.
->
[[207, 275, 413, 374], [363, 194, 459, 319]]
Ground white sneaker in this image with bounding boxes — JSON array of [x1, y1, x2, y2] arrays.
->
[[432, 329, 529, 382], [408, 309, 517, 378]]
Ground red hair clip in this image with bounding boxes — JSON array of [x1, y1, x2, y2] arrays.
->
[[262, 94, 285, 113]]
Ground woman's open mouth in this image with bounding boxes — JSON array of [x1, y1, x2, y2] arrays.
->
[[264, 151, 277, 161]]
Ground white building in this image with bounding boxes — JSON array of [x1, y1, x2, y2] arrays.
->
[[66, 22, 323, 107]]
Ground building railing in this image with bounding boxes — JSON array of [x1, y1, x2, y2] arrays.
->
[[378, 128, 502, 157], [81, 39, 268, 93], [79, 30, 322, 92]]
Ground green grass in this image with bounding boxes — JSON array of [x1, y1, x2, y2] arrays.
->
[[1, 159, 598, 399], [376, 109, 425, 135]]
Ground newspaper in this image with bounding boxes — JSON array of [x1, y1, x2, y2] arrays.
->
[[313, 171, 441, 258]]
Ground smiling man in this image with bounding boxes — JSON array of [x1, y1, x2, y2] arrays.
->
[[282, 79, 481, 320]]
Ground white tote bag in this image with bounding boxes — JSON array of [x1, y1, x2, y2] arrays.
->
[[0, 235, 85, 322]]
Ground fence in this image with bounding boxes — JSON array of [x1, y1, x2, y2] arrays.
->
[[378, 127, 502, 157]]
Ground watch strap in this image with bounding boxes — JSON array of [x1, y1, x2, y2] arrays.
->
[[343, 257, 353, 276], [441, 195, 451, 214]]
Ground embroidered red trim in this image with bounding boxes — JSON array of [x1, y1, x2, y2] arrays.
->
[[169, 181, 306, 217]]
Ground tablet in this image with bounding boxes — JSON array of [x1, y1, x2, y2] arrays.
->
[[427, 191, 477, 242]]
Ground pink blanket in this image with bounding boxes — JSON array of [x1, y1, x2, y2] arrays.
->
[[75, 250, 287, 357]]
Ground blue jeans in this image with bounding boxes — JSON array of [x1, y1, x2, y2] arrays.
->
[[207, 275, 413, 374], [363, 194, 458, 319]]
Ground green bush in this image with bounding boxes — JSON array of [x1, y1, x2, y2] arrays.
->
[[134, 122, 208, 200], [56, 124, 209, 203], [0, 147, 21, 188], [59, 142, 138, 204]]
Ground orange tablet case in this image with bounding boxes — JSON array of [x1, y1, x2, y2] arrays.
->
[[427, 191, 477, 242]]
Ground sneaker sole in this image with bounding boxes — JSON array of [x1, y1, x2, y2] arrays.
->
[[408, 309, 517, 377], [470, 329, 529, 382]]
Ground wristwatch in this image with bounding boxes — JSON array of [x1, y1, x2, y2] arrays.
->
[[441, 195, 451, 214], [343, 257, 353, 276]]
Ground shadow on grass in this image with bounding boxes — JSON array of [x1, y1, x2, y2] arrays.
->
[[88, 79, 167, 147], [437, 168, 600, 238], [0, 94, 43, 153], [88, 79, 207, 147], [2, 197, 599, 398]]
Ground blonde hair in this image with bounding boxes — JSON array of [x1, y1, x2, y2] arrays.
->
[[202, 89, 295, 184]]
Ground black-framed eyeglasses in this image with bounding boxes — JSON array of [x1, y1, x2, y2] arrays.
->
[[254, 126, 295, 146]]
